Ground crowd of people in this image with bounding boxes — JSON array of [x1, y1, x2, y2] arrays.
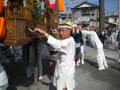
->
[[1, 21, 120, 90], [34, 22, 109, 90]]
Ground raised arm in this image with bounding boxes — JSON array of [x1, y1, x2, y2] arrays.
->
[[35, 28, 49, 39], [35, 28, 68, 51]]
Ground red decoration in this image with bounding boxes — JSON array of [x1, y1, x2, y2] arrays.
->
[[0, 17, 6, 40], [48, 0, 56, 10], [0, 0, 3, 14]]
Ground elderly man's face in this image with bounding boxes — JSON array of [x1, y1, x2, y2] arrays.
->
[[59, 28, 71, 39]]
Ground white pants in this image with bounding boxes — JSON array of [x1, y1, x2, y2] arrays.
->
[[53, 67, 76, 90], [97, 48, 108, 68], [80, 45, 84, 62]]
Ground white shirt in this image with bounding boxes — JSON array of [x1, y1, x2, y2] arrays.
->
[[82, 30, 103, 49], [47, 35, 76, 89]]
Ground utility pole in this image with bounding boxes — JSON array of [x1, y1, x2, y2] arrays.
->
[[56, 0, 59, 22], [66, 0, 69, 20], [99, 0, 104, 31], [119, 0, 120, 29]]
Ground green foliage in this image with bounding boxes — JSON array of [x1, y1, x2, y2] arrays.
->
[[32, 0, 53, 21], [46, 3, 53, 19], [32, 0, 42, 21]]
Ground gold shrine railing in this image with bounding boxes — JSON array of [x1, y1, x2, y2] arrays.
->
[[5, 7, 33, 20], [3, 7, 48, 46]]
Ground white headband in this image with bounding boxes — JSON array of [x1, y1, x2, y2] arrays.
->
[[58, 25, 72, 29], [72, 24, 77, 27]]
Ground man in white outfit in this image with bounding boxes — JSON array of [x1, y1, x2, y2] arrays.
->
[[76, 24, 86, 65], [35, 22, 76, 90], [82, 26, 108, 70]]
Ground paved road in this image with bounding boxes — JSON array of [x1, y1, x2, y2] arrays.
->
[[6, 46, 120, 90], [75, 46, 120, 90]]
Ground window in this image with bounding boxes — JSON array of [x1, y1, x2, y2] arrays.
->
[[81, 8, 95, 16], [91, 8, 95, 16], [81, 9, 90, 16]]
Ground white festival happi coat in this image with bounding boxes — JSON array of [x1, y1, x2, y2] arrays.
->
[[47, 35, 76, 90], [82, 30, 103, 48], [81, 30, 108, 69]]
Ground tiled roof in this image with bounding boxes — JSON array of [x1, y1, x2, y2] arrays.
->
[[72, 1, 99, 9]]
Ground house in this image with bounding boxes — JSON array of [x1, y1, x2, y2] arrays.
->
[[71, 1, 99, 28], [104, 14, 119, 28], [58, 13, 72, 24]]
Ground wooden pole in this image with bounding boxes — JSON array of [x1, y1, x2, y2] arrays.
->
[[56, 0, 59, 23], [119, 0, 120, 29], [99, 0, 104, 31]]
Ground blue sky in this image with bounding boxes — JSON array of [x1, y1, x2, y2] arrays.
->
[[104, 0, 118, 15], [63, 0, 118, 15]]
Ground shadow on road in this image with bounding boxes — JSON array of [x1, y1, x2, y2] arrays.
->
[[85, 59, 98, 69], [2, 61, 35, 88], [85, 56, 120, 72], [85, 57, 120, 90], [105, 56, 120, 72], [38, 80, 56, 90], [2, 57, 55, 90], [105, 56, 117, 62], [7, 85, 17, 90], [111, 66, 120, 72], [39, 81, 56, 90], [49, 84, 56, 90]]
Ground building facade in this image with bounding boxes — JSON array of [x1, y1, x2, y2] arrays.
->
[[71, 1, 99, 29]]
